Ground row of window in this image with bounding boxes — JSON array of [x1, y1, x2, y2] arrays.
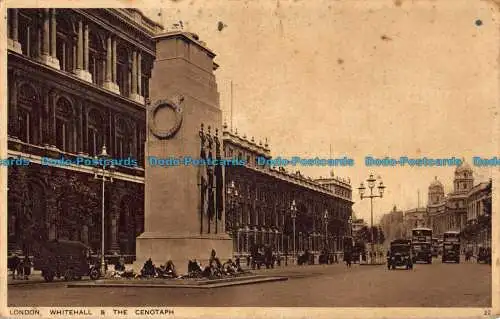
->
[[15, 9, 150, 101], [14, 82, 143, 160]]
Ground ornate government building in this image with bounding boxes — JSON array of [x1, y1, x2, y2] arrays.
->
[[223, 125, 354, 259], [427, 162, 492, 250], [7, 9, 161, 258]]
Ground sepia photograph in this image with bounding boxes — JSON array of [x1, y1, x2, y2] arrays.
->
[[1, 1, 498, 318]]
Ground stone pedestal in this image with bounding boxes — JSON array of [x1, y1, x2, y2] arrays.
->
[[135, 32, 232, 275], [39, 54, 60, 70], [103, 81, 121, 95], [74, 69, 93, 83], [7, 39, 22, 54], [129, 93, 145, 104]]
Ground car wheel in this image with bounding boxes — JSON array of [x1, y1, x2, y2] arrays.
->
[[43, 271, 54, 282], [89, 268, 100, 280], [64, 269, 74, 281]]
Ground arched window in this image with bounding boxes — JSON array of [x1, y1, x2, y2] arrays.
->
[[55, 97, 74, 152], [18, 83, 39, 144], [89, 29, 105, 86], [87, 108, 105, 156], [115, 117, 134, 158], [56, 14, 76, 72]]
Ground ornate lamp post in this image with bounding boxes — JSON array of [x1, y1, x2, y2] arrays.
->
[[290, 200, 297, 260], [358, 174, 385, 265], [93, 145, 115, 277], [323, 209, 329, 251], [226, 180, 239, 252]]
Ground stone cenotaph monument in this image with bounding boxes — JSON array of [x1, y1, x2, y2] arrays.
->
[[135, 32, 232, 274]]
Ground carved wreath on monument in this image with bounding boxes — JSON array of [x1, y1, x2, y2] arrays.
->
[[149, 97, 184, 139]]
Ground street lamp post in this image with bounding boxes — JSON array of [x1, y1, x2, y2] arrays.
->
[[93, 145, 115, 277], [290, 200, 297, 262], [226, 180, 239, 252], [358, 174, 385, 265], [323, 209, 329, 252]]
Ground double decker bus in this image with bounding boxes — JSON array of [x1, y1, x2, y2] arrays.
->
[[442, 231, 460, 263], [411, 227, 432, 264]]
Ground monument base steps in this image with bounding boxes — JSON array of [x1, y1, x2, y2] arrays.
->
[[134, 233, 233, 274]]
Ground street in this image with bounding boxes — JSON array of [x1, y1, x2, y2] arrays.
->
[[8, 259, 491, 308]]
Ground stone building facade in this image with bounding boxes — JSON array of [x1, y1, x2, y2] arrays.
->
[[427, 163, 478, 238], [6, 8, 162, 258], [463, 180, 492, 253], [223, 126, 353, 259]]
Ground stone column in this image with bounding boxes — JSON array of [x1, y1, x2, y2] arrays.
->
[[8, 9, 22, 53], [50, 10, 56, 57], [137, 51, 142, 96], [84, 24, 90, 79], [105, 37, 112, 82], [42, 10, 50, 56], [103, 37, 120, 94], [39, 9, 58, 68], [74, 20, 91, 82], [50, 92, 57, 148], [112, 38, 117, 83], [129, 50, 144, 103], [131, 51, 137, 96]]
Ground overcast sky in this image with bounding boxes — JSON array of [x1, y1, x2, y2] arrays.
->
[[143, 0, 499, 223]]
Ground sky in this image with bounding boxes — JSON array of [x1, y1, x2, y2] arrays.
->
[[142, 0, 499, 223]]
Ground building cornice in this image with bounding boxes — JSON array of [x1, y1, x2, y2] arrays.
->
[[7, 149, 145, 184], [234, 165, 353, 203]]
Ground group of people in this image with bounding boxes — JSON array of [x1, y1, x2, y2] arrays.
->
[[137, 249, 245, 280], [8, 254, 32, 280], [187, 249, 244, 278], [140, 258, 178, 278]]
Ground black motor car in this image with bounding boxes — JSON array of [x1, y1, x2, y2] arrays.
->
[[442, 243, 460, 263], [387, 239, 413, 270], [33, 240, 100, 282]]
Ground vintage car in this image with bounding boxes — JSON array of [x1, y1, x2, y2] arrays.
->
[[387, 239, 413, 270], [33, 240, 100, 282], [442, 242, 460, 263]]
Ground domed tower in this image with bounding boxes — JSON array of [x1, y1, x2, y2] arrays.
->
[[453, 161, 474, 193], [428, 176, 444, 205]]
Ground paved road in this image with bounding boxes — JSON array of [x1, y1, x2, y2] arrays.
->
[[8, 260, 491, 307]]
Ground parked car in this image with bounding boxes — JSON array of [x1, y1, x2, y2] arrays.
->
[[33, 240, 100, 282]]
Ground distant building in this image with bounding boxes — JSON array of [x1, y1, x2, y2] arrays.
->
[[380, 205, 404, 243], [351, 218, 367, 241], [403, 207, 428, 238], [427, 162, 474, 238]]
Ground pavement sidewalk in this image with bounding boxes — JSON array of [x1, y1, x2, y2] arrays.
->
[[8, 262, 350, 285]]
